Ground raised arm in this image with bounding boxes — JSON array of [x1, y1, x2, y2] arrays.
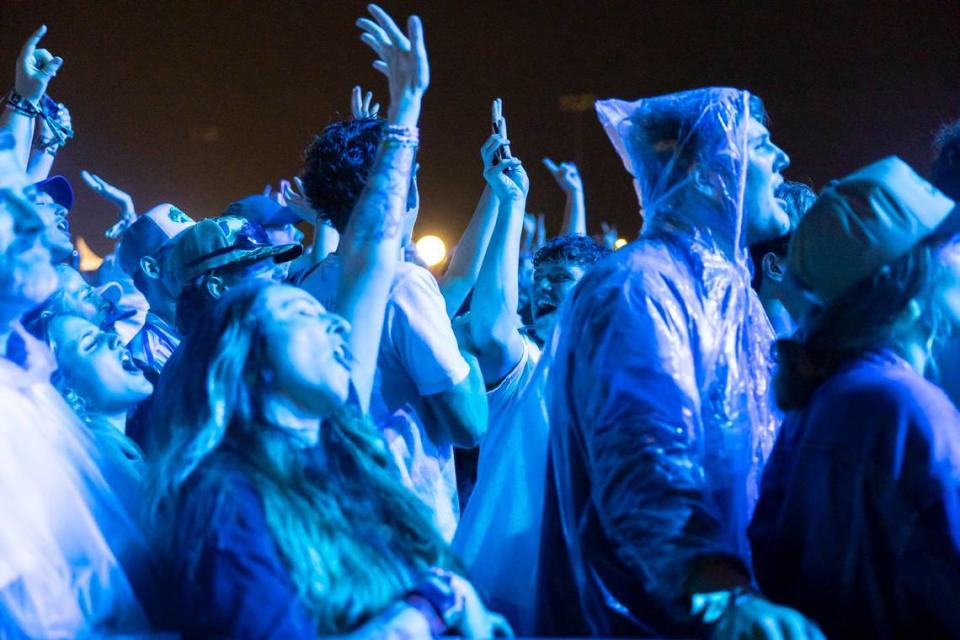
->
[[0, 26, 62, 169], [80, 171, 137, 240], [438, 185, 499, 317], [26, 102, 71, 181], [335, 4, 429, 411], [543, 158, 586, 236], [469, 121, 529, 386]]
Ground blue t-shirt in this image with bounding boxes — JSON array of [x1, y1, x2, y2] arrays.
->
[[749, 351, 960, 639]]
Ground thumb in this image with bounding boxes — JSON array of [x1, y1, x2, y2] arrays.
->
[[41, 56, 63, 77]]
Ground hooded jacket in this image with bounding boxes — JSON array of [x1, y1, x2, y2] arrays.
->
[[536, 88, 780, 636]]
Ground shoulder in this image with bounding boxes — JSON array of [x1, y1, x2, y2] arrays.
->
[[391, 262, 442, 297]]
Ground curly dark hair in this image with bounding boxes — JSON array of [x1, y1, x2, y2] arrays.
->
[[534, 234, 610, 270], [301, 118, 386, 234], [932, 119, 960, 200]]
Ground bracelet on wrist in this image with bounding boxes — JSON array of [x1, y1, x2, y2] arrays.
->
[[381, 125, 419, 148], [3, 91, 41, 119]]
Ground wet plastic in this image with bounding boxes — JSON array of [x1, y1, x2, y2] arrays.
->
[[536, 88, 780, 635], [0, 328, 146, 637]]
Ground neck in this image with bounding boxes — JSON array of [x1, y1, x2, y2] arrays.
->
[[758, 287, 795, 338], [263, 391, 323, 448], [91, 410, 129, 435], [894, 333, 930, 377]]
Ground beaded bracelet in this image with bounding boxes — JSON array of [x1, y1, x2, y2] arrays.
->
[[382, 124, 419, 148], [3, 91, 42, 119]]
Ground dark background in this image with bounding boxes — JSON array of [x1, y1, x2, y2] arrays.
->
[[1, 1, 957, 256]]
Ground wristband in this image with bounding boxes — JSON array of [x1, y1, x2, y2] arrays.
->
[[3, 91, 41, 119], [382, 125, 419, 148]]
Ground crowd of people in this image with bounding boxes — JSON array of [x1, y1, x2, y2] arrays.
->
[[2, 6, 960, 639]]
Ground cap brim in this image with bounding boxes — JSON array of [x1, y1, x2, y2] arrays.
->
[[188, 243, 303, 280], [95, 281, 124, 305]]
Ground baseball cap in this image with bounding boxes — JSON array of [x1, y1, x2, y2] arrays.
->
[[118, 204, 196, 275], [34, 175, 74, 210], [788, 156, 959, 304], [167, 215, 302, 285], [224, 195, 300, 229]]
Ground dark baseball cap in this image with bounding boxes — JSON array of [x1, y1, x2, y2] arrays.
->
[[167, 215, 302, 286], [34, 175, 74, 210], [224, 195, 300, 229], [117, 204, 196, 275], [789, 156, 958, 304]]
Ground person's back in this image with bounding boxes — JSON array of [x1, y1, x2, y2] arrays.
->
[[299, 253, 469, 540], [537, 231, 777, 635], [750, 352, 960, 638]]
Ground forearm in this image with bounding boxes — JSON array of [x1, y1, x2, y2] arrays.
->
[[26, 145, 54, 181], [560, 187, 586, 236], [0, 109, 35, 169], [470, 198, 524, 383], [335, 127, 417, 410], [439, 186, 499, 317]]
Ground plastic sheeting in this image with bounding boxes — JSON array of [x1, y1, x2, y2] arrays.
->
[[0, 326, 147, 637], [536, 88, 780, 636]]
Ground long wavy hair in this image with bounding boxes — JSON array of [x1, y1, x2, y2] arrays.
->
[[775, 239, 951, 410], [145, 280, 454, 633]]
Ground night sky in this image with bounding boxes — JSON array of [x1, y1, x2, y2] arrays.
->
[[1, 1, 958, 257]]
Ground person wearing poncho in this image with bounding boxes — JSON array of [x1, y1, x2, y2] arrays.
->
[[535, 88, 817, 637]]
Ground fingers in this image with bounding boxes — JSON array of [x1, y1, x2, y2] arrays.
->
[[481, 133, 509, 167], [408, 14, 427, 70], [372, 60, 388, 76], [81, 170, 104, 191], [492, 98, 501, 124], [367, 4, 409, 50], [370, 102, 380, 117], [487, 613, 514, 637], [543, 157, 559, 173], [359, 32, 387, 61], [294, 176, 306, 194], [351, 85, 362, 116], [362, 90, 373, 113], [20, 25, 46, 60]]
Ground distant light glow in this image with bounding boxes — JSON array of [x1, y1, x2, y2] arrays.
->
[[76, 236, 104, 271], [614, 237, 628, 250], [416, 235, 447, 267]]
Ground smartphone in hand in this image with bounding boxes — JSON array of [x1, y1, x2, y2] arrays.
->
[[491, 98, 512, 163]]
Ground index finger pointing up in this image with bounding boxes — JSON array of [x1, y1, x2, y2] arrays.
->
[[21, 25, 47, 59]]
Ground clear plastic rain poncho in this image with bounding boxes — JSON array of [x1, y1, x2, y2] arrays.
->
[[535, 88, 780, 636], [0, 326, 147, 637]]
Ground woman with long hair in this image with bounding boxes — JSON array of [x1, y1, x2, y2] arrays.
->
[[749, 157, 960, 638], [145, 5, 507, 638]]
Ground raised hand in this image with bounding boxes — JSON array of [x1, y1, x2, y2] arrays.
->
[[15, 26, 63, 103], [282, 176, 320, 224], [351, 85, 381, 119], [543, 157, 583, 194], [81, 170, 137, 239], [357, 4, 429, 128], [481, 133, 528, 203]]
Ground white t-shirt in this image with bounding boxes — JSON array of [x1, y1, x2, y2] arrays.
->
[[298, 255, 470, 541]]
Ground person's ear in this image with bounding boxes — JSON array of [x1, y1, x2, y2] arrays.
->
[[762, 252, 786, 283], [140, 256, 161, 280], [691, 165, 720, 199], [204, 274, 226, 300]]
